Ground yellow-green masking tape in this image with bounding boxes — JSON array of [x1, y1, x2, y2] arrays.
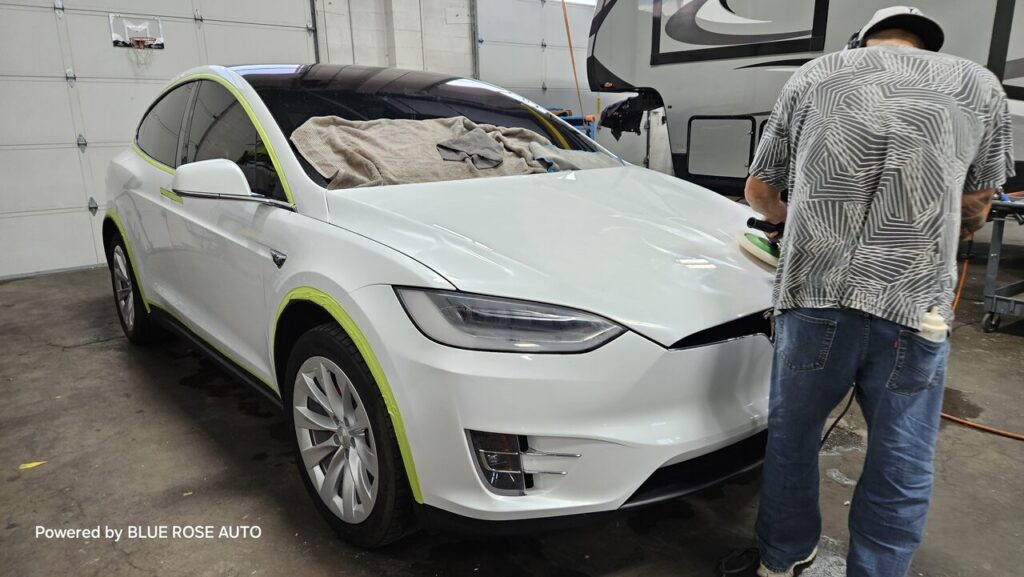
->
[[104, 209, 151, 313], [274, 287, 423, 503]]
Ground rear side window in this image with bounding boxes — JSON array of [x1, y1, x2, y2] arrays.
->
[[136, 83, 194, 168], [183, 81, 284, 200]]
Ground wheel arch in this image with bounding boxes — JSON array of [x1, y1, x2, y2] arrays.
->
[[271, 286, 423, 503], [103, 209, 150, 312], [102, 215, 120, 258]]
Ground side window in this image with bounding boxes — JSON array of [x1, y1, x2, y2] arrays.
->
[[136, 83, 194, 168], [183, 81, 284, 200]]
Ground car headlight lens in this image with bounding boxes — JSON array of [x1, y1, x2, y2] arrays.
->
[[395, 288, 625, 353]]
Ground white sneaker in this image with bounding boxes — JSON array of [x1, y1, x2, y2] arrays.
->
[[756, 547, 817, 577]]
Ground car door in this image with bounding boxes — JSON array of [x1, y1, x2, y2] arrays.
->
[[166, 79, 286, 383], [130, 82, 195, 307]]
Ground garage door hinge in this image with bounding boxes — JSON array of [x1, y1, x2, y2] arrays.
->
[[541, 81, 548, 91], [88, 197, 98, 216], [77, 134, 88, 152], [541, 40, 547, 49], [193, 10, 203, 22], [65, 69, 76, 87], [53, 0, 63, 13]]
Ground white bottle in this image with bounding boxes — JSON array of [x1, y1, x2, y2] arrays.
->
[[919, 307, 948, 343]]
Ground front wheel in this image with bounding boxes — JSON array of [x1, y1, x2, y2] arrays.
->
[[107, 234, 161, 344], [284, 323, 414, 548]]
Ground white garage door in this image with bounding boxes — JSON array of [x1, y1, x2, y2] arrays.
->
[[476, 0, 605, 116], [0, 0, 316, 278]]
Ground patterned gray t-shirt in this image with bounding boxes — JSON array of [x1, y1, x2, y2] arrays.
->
[[750, 45, 1015, 330]]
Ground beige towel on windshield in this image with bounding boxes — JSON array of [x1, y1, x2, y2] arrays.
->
[[291, 116, 551, 189]]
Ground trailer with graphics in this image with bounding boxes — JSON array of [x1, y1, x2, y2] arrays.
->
[[588, 0, 1024, 196]]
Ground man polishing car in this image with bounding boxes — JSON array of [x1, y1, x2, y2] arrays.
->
[[741, 6, 1014, 577]]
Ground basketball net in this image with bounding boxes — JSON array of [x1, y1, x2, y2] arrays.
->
[[129, 36, 155, 66]]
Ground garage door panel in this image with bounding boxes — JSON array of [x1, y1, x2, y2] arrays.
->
[[63, 0, 194, 18], [203, 23, 313, 65], [1, 211, 98, 277], [0, 147, 87, 213], [0, 0, 53, 7], [478, 43, 543, 90], [77, 80, 164, 144], [0, 5, 65, 77], [477, 0, 542, 45], [0, 79, 75, 146], [543, 46, 588, 90], [541, 1, 593, 48], [67, 13, 201, 79], [198, 0, 308, 28], [83, 145, 123, 209], [88, 209, 108, 268]]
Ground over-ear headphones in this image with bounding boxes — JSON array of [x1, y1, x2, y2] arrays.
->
[[845, 31, 863, 50]]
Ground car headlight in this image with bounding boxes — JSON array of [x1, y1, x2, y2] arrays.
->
[[394, 288, 626, 353]]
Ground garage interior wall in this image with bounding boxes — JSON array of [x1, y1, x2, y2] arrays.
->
[[0, 0, 476, 278]]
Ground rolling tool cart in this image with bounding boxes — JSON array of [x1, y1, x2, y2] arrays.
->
[[981, 195, 1024, 333]]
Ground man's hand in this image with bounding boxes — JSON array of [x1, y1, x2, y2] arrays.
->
[[745, 175, 788, 225], [962, 188, 995, 239]]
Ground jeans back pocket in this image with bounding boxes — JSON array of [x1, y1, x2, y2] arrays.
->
[[778, 310, 838, 372], [886, 330, 948, 395]]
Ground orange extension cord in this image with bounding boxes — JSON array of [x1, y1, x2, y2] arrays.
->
[[560, 0, 586, 122], [944, 250, 1024, 441]]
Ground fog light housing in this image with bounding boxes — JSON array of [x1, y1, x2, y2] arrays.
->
[[467, 430, 530, 494]]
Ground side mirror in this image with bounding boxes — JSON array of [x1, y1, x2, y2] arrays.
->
[[171, 159, 292, 209], [173, 158, 251, 197]]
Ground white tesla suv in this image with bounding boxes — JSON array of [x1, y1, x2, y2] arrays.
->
[[104, 64, 775, 547]]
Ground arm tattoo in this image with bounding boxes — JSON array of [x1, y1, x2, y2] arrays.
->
[[962, 189, 994, 238]]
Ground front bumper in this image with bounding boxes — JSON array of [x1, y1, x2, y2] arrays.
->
[[417, 429, 766, 535], [352, 285, 772, 521]]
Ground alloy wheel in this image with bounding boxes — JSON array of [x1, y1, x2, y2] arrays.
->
[[293, 356, 379, 523], [112, 245, 135, 330]]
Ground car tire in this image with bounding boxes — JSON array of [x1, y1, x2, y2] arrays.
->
[[284, 323, 415, 548], [106, 233, 161, 344]]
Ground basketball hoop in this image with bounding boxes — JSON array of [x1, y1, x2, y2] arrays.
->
[[110, 14, 164, 67], [130, 36, 156, 49], [129, 36, 156, 66]]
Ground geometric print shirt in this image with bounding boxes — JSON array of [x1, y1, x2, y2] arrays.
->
[[750, 45, 1015, 330]]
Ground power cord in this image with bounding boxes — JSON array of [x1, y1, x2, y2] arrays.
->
[[821, 387, 856, 448], [943, 247, 1024, 442]]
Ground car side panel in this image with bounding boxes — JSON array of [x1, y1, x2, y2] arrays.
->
[[165, 198, 280, 387], [261, 207, 456, 390], [106, 148, 176, 308]]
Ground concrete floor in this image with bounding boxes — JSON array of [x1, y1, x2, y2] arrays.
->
[[2, 227, 1023, 577]]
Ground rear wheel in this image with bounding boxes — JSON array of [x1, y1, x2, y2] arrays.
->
[[107, 234, 160, 343], [284, 323, 414, 547]]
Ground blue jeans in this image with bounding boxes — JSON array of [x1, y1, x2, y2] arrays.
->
[[756, 308, 948, 577]]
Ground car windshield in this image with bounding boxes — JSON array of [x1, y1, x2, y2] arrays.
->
[[238, 65, 612, 186]]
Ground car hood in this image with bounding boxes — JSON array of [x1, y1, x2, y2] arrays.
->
[[325, 166, 775, 346]]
